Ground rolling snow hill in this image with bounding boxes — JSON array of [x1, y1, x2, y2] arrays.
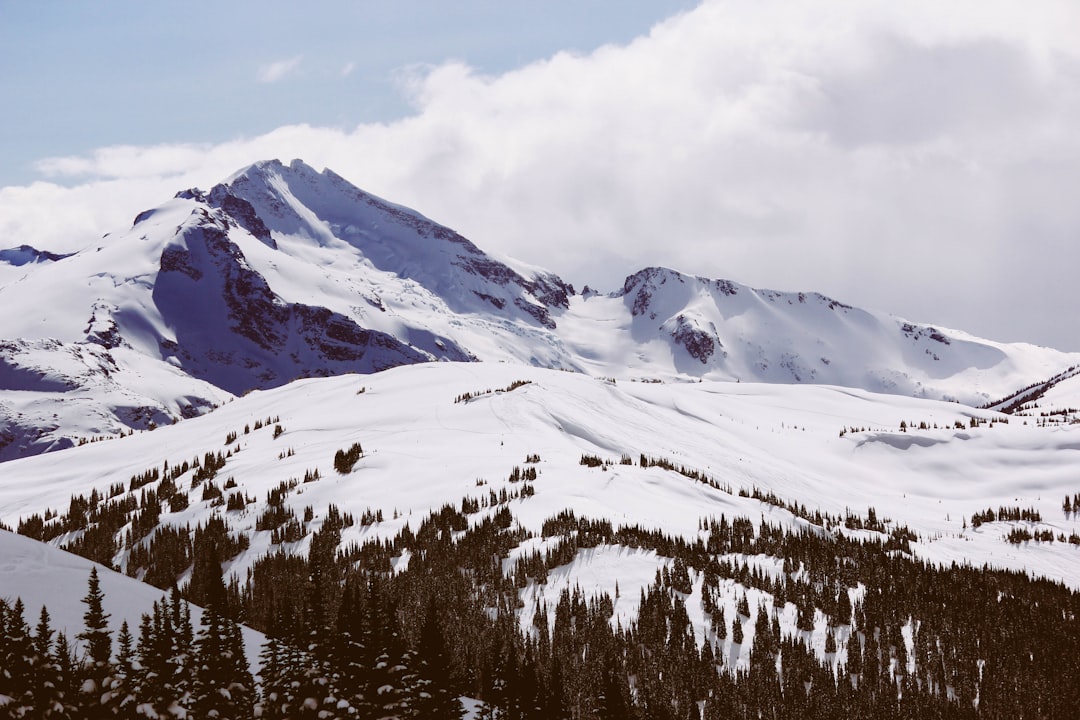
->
[[0, 528, 264, 670], [3, 362, 1078, 594], [1, 158, 1077, 460], [2, 359, 1078, 709]]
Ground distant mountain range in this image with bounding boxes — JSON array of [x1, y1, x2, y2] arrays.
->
[[1, 158, 1076, 460]]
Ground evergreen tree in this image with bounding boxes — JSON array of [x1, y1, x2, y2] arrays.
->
[[192, 605, 255, 720], [836, 587, 852, 626], [77, 567, 114, 715], [331, 578, 369, 713], [78, 567, 112, 664], [31, 605, 70, 718], [134, 609, 165, 714], [167, 587, 196, 710], [0, 598, 36, 718], [343, 573, 414, 719], [108, 620, 138, 719], [255, 634, 301, 720], [135, 595, 193, 718], [53, 633, 80, 716], [732, 616, 744, 645], [411, 600, 464, 720]]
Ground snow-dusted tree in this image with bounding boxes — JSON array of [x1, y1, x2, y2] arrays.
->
[[410, 601, 464, 720], [77, 567, 115, 715], [0, 598, 36, 717], [255, 634, 301, 720], [78, 568, 111, 664], [103, 620, 138, 718], [53, 632, 80, 715], [191, 606, 254, 720], [31, 605, 71, 718], [134, 592, 195, 718]]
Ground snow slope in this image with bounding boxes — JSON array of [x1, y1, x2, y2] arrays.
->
[[566, 267, 1075, 405], [3, 362, 1077, 594], [2, 159, 1078, 461], [0, 529, 264, 670]]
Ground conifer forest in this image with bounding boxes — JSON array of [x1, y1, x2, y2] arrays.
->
[[3, 491, 1079, 718]]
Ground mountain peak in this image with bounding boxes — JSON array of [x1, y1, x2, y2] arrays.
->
[[0, 244, 73, 267], [2, 159, 1078, 461], [222, 157, 312, 184]]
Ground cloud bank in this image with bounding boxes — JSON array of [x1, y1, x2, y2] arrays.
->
[[3, 0, 1079, 350]]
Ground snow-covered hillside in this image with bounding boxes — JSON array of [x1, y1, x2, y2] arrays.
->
[[563, 267, 1073, 404], [1, 159, 1077, 460], [4, 161, 1079, 714], [3, 362, 1077, 591], [0, 529, 264, 670]]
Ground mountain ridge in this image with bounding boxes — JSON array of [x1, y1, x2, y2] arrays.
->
[[3, 161, 1080, 717], [1, 158, 1077, 460]]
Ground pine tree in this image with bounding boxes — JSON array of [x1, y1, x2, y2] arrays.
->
[[78, 567, 114, 715], [343, 573, 414, 719], [836, 587, 852, 626], [748, 605, 771, 670], [134, 609, 166, 714], [167, 587, 195, 711], [255, 634, 300, 720], [135, 596, 192, 717], [736, 593, 750, 619], [0, 598, 36, 717], [327, 580, 363, 713], [53, 632, 80, 716], [107, 620, 138, 719], [192, 605, 255, 720], [411, 600, 464, 720], [31, 605, 70, 718], [825, 627, 837, 655], [78, 567, 112, 663]]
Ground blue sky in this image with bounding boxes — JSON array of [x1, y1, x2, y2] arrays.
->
[[0, 0, 696, 185], [2, 0, 1079, 351]]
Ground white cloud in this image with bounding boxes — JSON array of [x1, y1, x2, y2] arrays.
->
[[341, 61, 356, 77], [257, 56, 302, 83], [4, 0, 1080, 350]]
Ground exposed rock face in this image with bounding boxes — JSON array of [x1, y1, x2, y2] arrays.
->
[[152, 213, 435, 395], [0, 245, 72, 266], [670, 315, 720, 363]]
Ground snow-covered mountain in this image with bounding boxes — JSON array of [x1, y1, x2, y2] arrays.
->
[[2, 363, 1078, 670], [3, 160, 1080, 716], [560, 266, 1073, 402], [1, 158, 1076, 460]]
